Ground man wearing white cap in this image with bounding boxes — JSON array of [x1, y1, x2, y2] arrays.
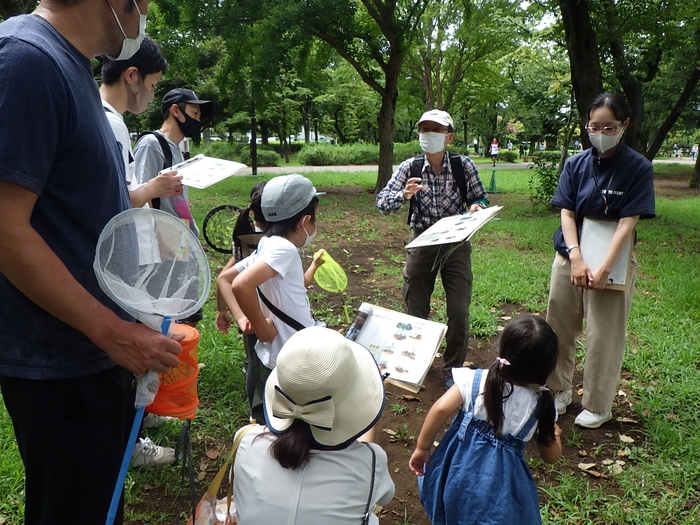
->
[[376, 109, 488, 388]]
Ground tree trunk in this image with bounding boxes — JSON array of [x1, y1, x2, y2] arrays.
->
[[691, 155, 700, 188], [558, 0, 603, 149], [645, 66, 700, 161], [375, 94, 396, 193]]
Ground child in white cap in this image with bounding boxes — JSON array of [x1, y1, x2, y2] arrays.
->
[[216, 174, 324, 422]]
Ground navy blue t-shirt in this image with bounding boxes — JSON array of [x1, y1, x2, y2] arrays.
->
[[0, 15, 132, 379], [551, 143, 656, 258]]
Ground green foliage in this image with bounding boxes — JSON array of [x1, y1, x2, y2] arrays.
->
[[240, 147, 280, 167], [528, 152, 560, 207], [499, 150, 518, 163], [198, 141, 246, 161]]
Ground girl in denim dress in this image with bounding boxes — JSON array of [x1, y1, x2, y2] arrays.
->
[[409, 315, 563, 525]]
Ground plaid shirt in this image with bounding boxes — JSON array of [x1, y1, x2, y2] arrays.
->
[[376, 152, 486, 229]]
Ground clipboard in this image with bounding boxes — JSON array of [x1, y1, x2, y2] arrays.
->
[[163, 154, 247, 189], [580, 217, 633, 291]]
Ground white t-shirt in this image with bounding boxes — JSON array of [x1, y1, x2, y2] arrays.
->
[[452, 367, 556, 441], [234, 425, 395, 525], [234, 235, 314, 367], [102, 100, 160, 266]]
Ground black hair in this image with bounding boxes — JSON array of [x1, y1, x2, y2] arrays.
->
[[588, 92, 631, 123], [101, 36, 168, 85], [264, 197, 318, 240], [269, 419, 313, 470], [232, 181, 267, 261], [482, 314, 558, 446]]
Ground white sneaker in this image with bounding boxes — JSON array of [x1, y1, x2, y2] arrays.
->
[[554, 390, 572, 415], [574, 409, 612, 429], [131, 437, 176, 467], [142, 413, 177, 429]]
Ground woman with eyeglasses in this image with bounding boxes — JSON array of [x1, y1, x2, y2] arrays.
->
[[544, 92, 656, 429]]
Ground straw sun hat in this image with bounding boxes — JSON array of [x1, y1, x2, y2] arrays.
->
[[264, 326, 385, 448]]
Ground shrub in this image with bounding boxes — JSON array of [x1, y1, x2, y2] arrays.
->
[[298, 144, 338, 165], [198, 141, 241, 161], [529, 152, 560, 207], [240, 146, 280, 166], [499, 151, 518, 163]]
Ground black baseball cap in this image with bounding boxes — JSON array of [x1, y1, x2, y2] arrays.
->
[[161, 88, 214, 118]]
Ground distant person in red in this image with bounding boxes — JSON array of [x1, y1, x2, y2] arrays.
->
[[489, 138, 499, 167]]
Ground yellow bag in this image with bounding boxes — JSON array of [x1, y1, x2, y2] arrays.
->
[[186, 425, 254, 525]]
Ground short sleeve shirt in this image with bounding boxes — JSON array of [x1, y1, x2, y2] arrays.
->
[[551, 143, 655, 257], [234, 235, 315, 367], [0, 15, 131, 379]]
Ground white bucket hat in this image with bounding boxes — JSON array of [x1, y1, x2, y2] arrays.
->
[[264, 326, 385, 448]]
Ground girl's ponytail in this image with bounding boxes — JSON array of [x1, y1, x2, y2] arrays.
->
[[535, 390, 557, 446], [483, 359, 510, 435]]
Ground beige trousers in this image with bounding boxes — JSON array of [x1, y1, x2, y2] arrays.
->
[[545, 253, 637, 413]]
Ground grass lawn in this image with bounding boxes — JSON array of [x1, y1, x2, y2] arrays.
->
[[1, 165, 699, 524]]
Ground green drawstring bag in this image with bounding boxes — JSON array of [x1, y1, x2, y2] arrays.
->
[[313, 249, 350, 322]]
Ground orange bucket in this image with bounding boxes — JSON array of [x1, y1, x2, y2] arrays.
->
[[147, 323, 200, 420]]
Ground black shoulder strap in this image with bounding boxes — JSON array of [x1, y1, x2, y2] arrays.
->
[[136, 131, 173, 210], [407, 154, 425, 225], [449, 152, 467, 207], [256, 287, 305, 331], [360, 442, 377, 525], [136, 131, 173, 171]]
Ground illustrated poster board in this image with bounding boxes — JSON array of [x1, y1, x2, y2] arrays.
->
[[405, 205, 503, 249], [349, 303, 446, 393], [165, 154, 247, 189], [580, 217, 633, 291]]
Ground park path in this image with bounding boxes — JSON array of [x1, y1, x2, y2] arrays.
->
[[234, 156, 695, 176]]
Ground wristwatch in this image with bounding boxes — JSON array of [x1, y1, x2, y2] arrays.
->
[[565, 244, 580, 254]]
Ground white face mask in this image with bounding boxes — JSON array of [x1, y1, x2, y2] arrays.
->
[[106, 0, 147, 61], [301, 217, 317, 248], [588, 125, 625, 154], [419, 132, 447, 154]]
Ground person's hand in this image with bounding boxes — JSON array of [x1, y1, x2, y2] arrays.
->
[[403, 177, 424, 200], [255, 317, 278, 342], [237, 316, 254, 334], [216, 310, 232, 334], [311, 249, 326, 269], [96, 320, 182, 375], [588, 266, 611, 290], [149, 170, 184, 199], [569, 254, 590, 289], [409, 448, 431, 476], [467, 203, 482, 214]]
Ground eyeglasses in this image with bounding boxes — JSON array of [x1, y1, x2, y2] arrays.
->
[[586, 124, 621, 136]]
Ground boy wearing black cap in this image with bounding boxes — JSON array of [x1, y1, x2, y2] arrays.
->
[[133, 87, 213, 239]]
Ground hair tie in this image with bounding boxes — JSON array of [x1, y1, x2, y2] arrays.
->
[[495, 357, 510, 369], [538, 384, 550, 392]]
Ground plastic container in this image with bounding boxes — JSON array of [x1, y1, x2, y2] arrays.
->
[[147, 323, 200, 420]]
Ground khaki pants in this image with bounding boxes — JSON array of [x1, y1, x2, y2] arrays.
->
[[403, 230, 472, 372], [546, 253, 636, 413]]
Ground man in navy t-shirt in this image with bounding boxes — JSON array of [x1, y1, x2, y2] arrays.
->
[[0, 2, 181, 524]]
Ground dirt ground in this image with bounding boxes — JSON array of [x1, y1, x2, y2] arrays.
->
[[306, 171, 697, 524], [126, 170, 697, 524]]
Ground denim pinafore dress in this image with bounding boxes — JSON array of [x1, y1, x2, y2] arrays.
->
[[420, 369, 544, 525]]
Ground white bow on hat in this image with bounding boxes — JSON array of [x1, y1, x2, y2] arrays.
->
[[271, 386, 335, 431]]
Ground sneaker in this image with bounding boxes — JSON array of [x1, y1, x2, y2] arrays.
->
[[554, 390, 572, 415], [574, 409, 612, 429], [142, 413, 177, 429], [131, 437, 176, 467]]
